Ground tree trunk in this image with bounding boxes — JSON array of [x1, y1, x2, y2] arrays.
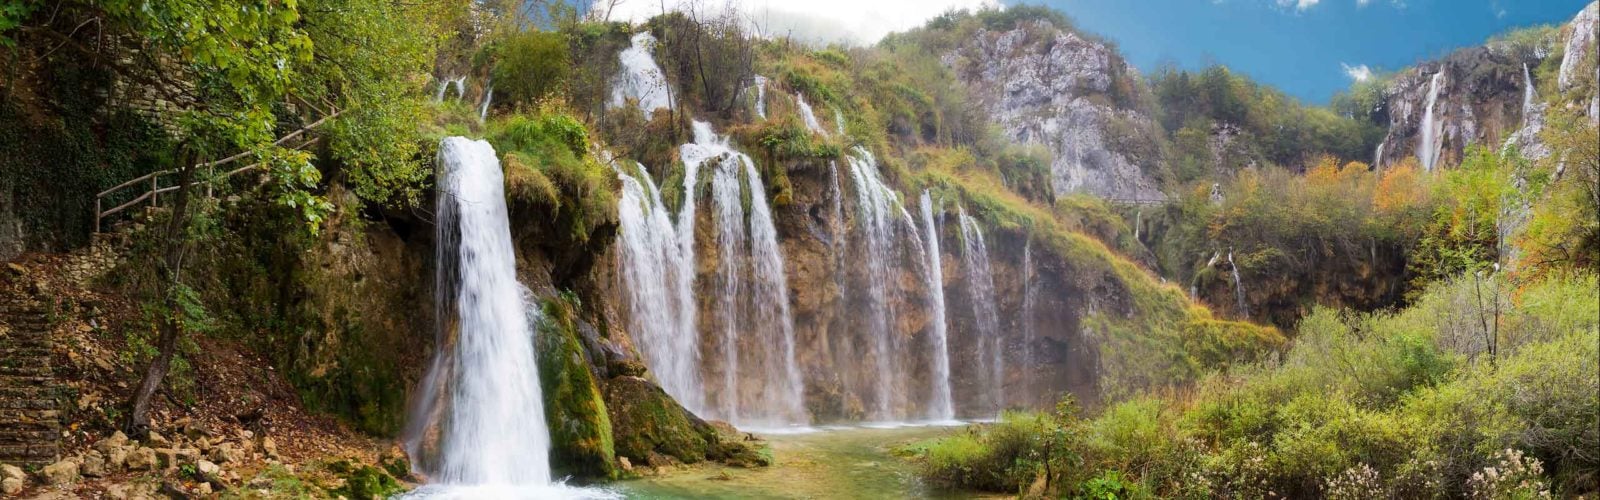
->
[[125, 162, 196, 436]]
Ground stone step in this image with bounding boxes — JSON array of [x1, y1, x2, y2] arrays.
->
[[0, 429, 59, 443], [0, 418, 60, 431], [0, 398, 57, 410], [0, 408, 61, 421], [0, 348, 52, 359], [0, 443, 61, 462], [0, 365, 51, 377], [0, 386, 54, 399], [0, 375, 55, 386]]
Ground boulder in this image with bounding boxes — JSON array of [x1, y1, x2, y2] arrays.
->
[[196, 460, 220, 477], [1, 477, 22, 496], [81, 451, 108, 477], [146, 431, 169, 446], [0, 464, 23, 481], [126, 447, 159, 470], [261, 437, 279, 459], [536, 303, 617, 479], [40, 459, 79, 485], [107, 445, 131, 469], [603, 376, 712, 465], [210, 443, 245, 464], [94, 431, 130, 454]]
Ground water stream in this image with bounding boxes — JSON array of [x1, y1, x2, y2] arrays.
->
[[1418, 70, 1445, 171], [918, 191, 955, 422], [958, 209, 1004, 416], [404, 138, 614, 499]]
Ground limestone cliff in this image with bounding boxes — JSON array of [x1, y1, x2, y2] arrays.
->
[[945, 19, 1167, 202]]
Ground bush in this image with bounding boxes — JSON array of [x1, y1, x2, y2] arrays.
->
[[918, 412, 1055, 493], [491, 30, 571, 107]]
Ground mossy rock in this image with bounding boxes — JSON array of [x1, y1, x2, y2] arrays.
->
[[326, 460, 404, 500], [538, 298, 618, 479], [603, 375, 712, 465]]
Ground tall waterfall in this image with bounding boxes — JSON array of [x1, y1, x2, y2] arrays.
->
[[959, 209, 1004, 416], [1418, 71, 1445, 171], [616, 121, 806, 428], [796, 93, 828, 136], [919, 191, 954, 421], [404, 138, 617, 499], [479, 86, 494, 122], [847, 147, 910, 420], [611, 32, 673, 114]]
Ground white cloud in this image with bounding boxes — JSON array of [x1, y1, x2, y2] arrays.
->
[[1276, 0, 1320, 11], [1342, 63, 1373, 82], [599, 0, 999, 45]]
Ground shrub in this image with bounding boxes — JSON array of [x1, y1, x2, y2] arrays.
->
[[491, 30, 571, 107]]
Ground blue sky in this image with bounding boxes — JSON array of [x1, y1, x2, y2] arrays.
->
[[1002, 0, 1593, 104]]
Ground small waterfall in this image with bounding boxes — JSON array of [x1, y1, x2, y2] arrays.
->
[[919, 191, 954, 421], [958, 209, 1004, 416], [834, 108, 847, 136], [405, 138, 618, 499], [434, 76, 466, 102], [1521, 63, 1538, 125], [1228, 250, 1250, 318], [611, 32, 673, 114], [434, 78, 450, 102], [479, 85, 494, 122], [1373, 140, 1387, 170], [1418, 71, 1446, 171], [1020, 240, 1037, 402], [847, 147, 907, 419], [753, 75, 768, 120], [796, 93, 828, 136]]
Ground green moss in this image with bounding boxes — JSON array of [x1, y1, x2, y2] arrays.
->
[[604, 375, 712, 464], [327, 460, 405, 500], [538, 296, 618, 479]]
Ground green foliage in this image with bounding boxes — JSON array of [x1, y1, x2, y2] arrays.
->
[[327, 460, 405, 499], [490, 30, 572, 107], [918, 272, 1598, 497], [0, 0, 37, 45], [917, 412, 1057, 492], [492, 111, 619, 246]]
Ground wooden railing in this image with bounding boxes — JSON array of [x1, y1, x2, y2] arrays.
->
[[93, 114, 335, 233]]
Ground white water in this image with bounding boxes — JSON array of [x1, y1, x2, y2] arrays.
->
[[479, 85, 494, 122], [796, 93, 828, 136], [1521, 64, 1539, 126], [403, 138, 615, 499], [1228, 250, 1250, 318], [918, 191, 954, 421], [611, 32, 673, 114], [1418, 71, 1446, 171], [1373, 140, 1387, 170], [614, 160, 704, 414], [958, 209, 1004, 416], [753, 75, 768, 119], [618, 121, 806, 428], [434, 76, 467, 102], [834, 108, 847, 137], [847, 146, 908, 419]]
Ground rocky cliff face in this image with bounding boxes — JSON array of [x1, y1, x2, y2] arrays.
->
[[1375, 1, 1598, 169], [945, 20, 1167, 202]]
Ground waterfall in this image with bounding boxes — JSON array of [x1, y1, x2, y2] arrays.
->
[[434, 76, 466, 102], [834, 108, 847, 137], [618, 121, 805, 428], [1373, 140, 1387, 170], [1228, 250, 1250, 318], [1020, 240, 1037, 403], [434, 78, 450, 102], [1521, 64, 1538, 124], [1418, 71, 1445, 171], [479, 86, 494, 122], [796, 93, 828, 136], [611, 32, 673, 114], [406, 137, 614, 498], [614, 161, 704, 415], [753, 75, 768, 119], [847, 146, 908, 420], [919, 191, 954, 422], [958, 209, 1003, 416]]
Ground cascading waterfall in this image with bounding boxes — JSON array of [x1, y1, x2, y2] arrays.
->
[[1418, 71, 1446, 171], [404, 138, 614, 499], [618, 121, 806, 428], [611, 32, 673, 114], [958, 209, 1004, 416], [614, 161, 704, 415], [434, 76, 467, 102], [796, 93, 828, 136], [847, 146, 909, 420], [919, 191, 955, 422], [834, 108, 846, 137]]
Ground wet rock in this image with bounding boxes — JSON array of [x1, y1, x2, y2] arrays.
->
[[604, 376, 711, 465]]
